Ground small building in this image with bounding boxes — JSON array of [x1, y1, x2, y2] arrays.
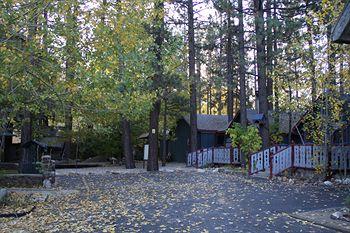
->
[[169, 114, 229, 163], [231, 109, 302, 144]]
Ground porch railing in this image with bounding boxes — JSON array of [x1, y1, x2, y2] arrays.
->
[[269, 144, 350, 178], [187, 147, 240, 168], [249, 145, 287, 175]]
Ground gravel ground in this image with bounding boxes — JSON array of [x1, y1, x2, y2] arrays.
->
[[0, 168, 348, 233]]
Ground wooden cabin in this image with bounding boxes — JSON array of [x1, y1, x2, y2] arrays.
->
[[231, 109, 302, 144], [169, 114, 229, 163]]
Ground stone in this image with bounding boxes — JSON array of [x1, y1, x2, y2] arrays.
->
[[342, 178, 349, 184], [331, 211, 343, 220], [336, 178, 350, 185], [43, 179, 52, 189], [30, 193, 49, 203], [212, 168, 219, 173], [323, 181, 333, 186], [0, 188, 7, 202]]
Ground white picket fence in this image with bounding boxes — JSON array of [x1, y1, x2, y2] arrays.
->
[[249, 145, 287, 174], [187, 147, 240, 168], [269, 145, 350, 177], [271, 147, 293, 176], [189, 144, 350, 173], [331, 146, 350, 170]]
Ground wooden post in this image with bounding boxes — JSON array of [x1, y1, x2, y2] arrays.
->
[[291, 143, 295, 168], [248, 155, 251, 175], [269, 153, 273, 179], [212, 147, 214, 164], [230, 147, 233, 164]]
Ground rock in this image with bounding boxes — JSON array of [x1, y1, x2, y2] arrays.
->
[[336, 178, 350, 185], [43, 179, 52, 189], [342, 178, 349, 184], [288, 179, 294, 184], [323, 181, 333, 186], [30, 193, 49, 203], [212, 168, 219, 173], [331, 211, 343, 220], [0, 188, 7, 202]]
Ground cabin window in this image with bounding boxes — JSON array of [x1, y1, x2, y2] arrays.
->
[[216, 134, 225, 147]]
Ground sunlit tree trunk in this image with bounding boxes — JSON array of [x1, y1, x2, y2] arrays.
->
[[238, 0, 247, 128], [148, 0, 165, 171], [122, 119, 135, 169], [188, 0, 197, 152], [254, 0, 270, 148], [226, 8, 234, 122]]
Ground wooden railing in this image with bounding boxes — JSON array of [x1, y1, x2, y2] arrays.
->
[[249, 145, 287, 175], [268, 144, 350, 178], [270, 146, 293, 176], [331, 146, 350, 170], [187, 147, 240, 168], [188, 144, 350, 173]]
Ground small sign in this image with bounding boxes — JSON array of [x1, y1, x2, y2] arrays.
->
[[152, 129, 156, 134], [144, 144, 149, 160]]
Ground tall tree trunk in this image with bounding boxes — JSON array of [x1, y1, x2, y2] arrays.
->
[[147, 100, 161, 171], [62, 108, 72, 160], [266, 0, 273, 110], [266, 0, 274, 110], [238, 0, 247, 127], [306, 16, 317, 103], [325, 24, 336, 179], [196, 49, 202, 113], [63, 2, 79, 160], [188, 0, 197, 152], [226, 9, 234, 122], [254, 0, 270, 148], [162, 99, 167, 166], [217, 90, 223, 115], [273, 0, 279, 111], [21, 2, 37, 173], [122, 119, 135, 169], [20, 110, 33, 173], [207, 84, 211, 114], [339, 61, 344, 95], [147, 0, 164, 171]]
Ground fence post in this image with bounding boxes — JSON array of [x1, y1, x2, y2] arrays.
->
[[269, 154, 273, 179], [196, 150, 198, 168], [248, 154, 251, 175], [212, 147, 214, 164], [291, 143, 295, 168], [230, 147, 233, 164]]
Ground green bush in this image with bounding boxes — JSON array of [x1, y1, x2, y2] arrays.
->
[[345, 196, 350, 208], [227, 123, 262, 155], [75, 127, 122, 160]]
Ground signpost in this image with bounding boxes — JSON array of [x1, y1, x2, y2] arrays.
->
[[143, 144, 149, 168]]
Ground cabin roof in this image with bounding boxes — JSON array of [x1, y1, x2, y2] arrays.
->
[[232, 109, 302, 134], [183, 114, 229, 132], [332, 0, 350, 44], [232, 109, 264, 125]]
